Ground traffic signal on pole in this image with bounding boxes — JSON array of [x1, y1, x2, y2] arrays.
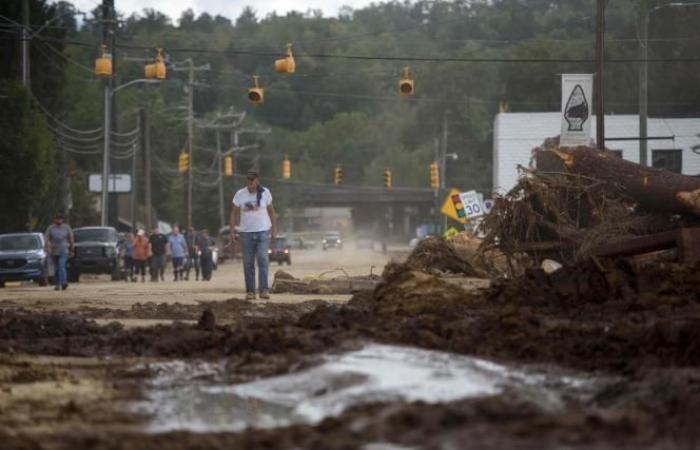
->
[[430, 161, 439, 189], [282, 155, 291, 180], [94, 44, 112, 77], [274, 43, 296, 74], [224, 155, 233, 176], [248, 75, 264, 104], [398, 66, 414, 96], [451, 193, 467, 219], [178, 151, 189, 174], [145, 48, 166, 80], [383, 168, 392, 189], [334, 164, 343, 185]]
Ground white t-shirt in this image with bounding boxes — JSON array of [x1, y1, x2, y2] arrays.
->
[[232, 187, 273, 232]]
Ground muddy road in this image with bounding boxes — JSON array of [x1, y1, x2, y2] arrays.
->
[[1, 240, 700, 449]]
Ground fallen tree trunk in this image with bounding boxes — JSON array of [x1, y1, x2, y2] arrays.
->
[[535, 141, 700, 217]]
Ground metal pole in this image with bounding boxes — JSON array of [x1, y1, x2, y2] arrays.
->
[[639, 0, 649, 166], [140, 107, 152, 230], [21, 0, 29, 87], [130, 144, 137, 232], [216, 124, 225, 229], [101, 85, 111, 226], [187, 59, 194, 229], [595, 0, 606, 150]]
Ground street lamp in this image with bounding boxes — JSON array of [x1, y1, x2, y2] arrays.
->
[[101, 78, 161, 226], [639, 1, 700, 166]]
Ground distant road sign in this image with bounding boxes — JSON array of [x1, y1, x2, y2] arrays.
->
[[88, 174, 132, 193], [459, 190, 484, 219], [440, 188, 466, 224]]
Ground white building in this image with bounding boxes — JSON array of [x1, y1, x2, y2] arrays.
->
[[492, 112, 700, 193]]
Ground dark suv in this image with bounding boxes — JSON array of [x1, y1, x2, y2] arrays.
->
[[69, 227, 122, 282], [268, 236, 292, 265], [0, 233, 52, 287]]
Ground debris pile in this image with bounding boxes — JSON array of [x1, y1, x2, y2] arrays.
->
[[479, 138, 700, 271]]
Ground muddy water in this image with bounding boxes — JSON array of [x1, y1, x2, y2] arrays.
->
[[134, 344, 603, 433]]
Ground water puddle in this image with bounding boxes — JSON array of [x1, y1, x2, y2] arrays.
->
[[133, 344, 600, 433]]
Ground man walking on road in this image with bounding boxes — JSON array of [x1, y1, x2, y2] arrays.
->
[[45, 213, 74, 291], [148, 225, 167, 282], [230, 170, 277, 300], [168, 225, 187, 281]]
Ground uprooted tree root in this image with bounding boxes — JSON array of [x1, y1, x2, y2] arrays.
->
[[479, 167, 683, 272]]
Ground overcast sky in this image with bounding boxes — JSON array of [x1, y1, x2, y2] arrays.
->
[[65, 0, 374, 22]]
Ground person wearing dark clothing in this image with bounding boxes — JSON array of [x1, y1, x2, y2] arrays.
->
[[184, 226, 200, 281], [148, 225, 168, 282], [197, 229, 215, 281]]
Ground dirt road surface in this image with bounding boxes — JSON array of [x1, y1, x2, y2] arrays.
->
[[0, 247, 388, 319]]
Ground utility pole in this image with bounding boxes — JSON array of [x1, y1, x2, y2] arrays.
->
[[100, 0, 114, 226], [130, 144, 137, 232], [187, 59, 194, 229], [21, 0, 29, 87], [140, 107, 152, 230], [595, 0, 606, 150], [216, 116, 225, 228], [197, 110, 248, 229], [638, 0, 650, 166], [173, 59, 210, 229]]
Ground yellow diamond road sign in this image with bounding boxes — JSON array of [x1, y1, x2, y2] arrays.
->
[[440, 188, 466, 224]]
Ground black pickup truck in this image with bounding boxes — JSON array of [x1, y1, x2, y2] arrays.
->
[[69, 226, 123, 282]]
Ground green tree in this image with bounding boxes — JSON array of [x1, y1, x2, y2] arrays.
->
[[0, 81, 55, 232]]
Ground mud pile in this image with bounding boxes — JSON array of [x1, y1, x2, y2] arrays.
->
[[383, 236, 484, 279]]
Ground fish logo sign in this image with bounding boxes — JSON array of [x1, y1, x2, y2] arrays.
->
[[564, 84, 589, 132]]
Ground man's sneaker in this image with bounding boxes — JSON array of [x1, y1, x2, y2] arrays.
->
[[259, 290, 270, 300], [245, 292, 256, 300]]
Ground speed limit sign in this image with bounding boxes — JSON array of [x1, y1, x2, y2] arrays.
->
[[459, 190, 484, 219]]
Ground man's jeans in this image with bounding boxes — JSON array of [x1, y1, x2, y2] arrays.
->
[[239, 231, 270, 293], [52, 251, 68, 288]]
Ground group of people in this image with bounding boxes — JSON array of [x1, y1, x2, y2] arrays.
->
[[122, 225, 216, 283], [42, 169, 277, 299]]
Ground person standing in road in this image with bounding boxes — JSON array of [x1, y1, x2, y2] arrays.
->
[[197, 228, 215, 281], [124, 232, 135, 282], [168, 225, 187, 281], [44, 213, 74, 291], [230, 170, 277, 300], [184, 226, 200, 281], [148, 225, 168, 282], [132, 229, 149, 282]]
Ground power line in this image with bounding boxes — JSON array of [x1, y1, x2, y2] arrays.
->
[[14, 33, 700, 64]]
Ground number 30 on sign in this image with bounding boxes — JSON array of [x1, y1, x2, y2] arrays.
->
[[459, 190, 484, 219]]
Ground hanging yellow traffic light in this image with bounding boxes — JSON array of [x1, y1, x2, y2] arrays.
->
[[282, 155, 291, 180], [430, 161, 439, 190], [399, 66, 414, 96], [178, 151, 190, 174], [145, 48, 166, 80], [274, 43, 295, 74], [95, 44, 112, 77], [334, 164, 343, 185], [383, 168, 392, 189], [248, 75, 264, 103], [224, 155, 233, 176]]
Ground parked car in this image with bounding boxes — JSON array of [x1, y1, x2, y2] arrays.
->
[[322, 232, 343, 250], [69, 226, 122, 282], [268, 235, 292, 265], [0, 233, 52, 287]]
